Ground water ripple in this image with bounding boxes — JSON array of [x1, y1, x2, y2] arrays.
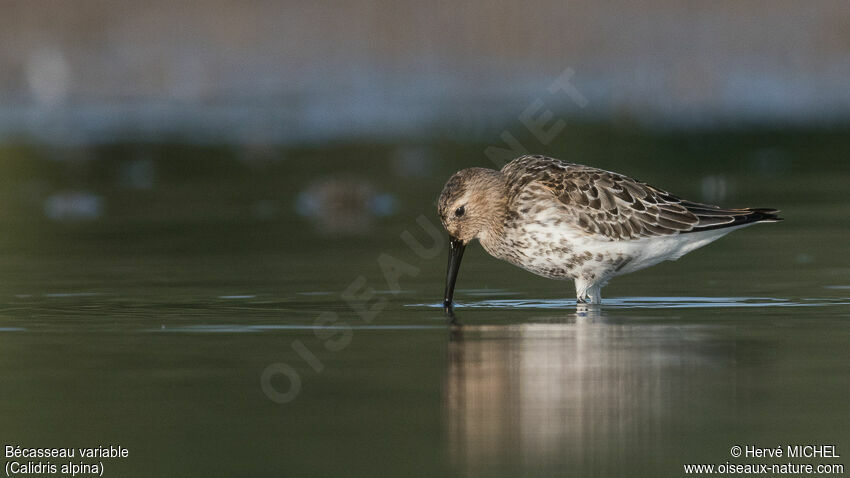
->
[[151, 324, 445, 333], [412, 296, 850, 310]]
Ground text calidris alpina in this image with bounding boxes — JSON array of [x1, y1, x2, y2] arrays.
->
[[438, 155, 781, 306]]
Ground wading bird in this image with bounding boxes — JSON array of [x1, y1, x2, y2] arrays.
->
[[438, 155, 781, 307]]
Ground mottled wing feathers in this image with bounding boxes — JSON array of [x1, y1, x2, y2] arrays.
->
[[502, 155, 781, 241]]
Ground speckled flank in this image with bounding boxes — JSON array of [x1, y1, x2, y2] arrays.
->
[[438, 155, 782, 304], [485, 200, 635, 285]]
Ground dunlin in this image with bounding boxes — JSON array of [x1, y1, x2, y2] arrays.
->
[[438, 155, 781, 306]]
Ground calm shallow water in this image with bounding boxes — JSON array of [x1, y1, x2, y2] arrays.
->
[[0, 140, 848, 476]]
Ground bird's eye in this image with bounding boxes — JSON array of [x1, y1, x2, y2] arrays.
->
[[455, 206, 465, 217]]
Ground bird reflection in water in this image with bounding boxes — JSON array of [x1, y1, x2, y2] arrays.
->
[[443, 305, 737, 476]]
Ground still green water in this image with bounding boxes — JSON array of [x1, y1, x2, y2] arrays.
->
[[0, 131, 848, 477]]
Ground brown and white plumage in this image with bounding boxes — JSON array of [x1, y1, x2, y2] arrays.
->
[[501, 155, 780, 240], [438, 155, 782, 305]]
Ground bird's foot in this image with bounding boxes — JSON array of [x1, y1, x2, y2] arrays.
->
[[576, 291, 602, 305]]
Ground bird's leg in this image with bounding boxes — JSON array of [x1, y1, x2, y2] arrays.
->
[[586, 285, 602, 304], [574, 279, 603, 305], [574, 279, 589, 304]]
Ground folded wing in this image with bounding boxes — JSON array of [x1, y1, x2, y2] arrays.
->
[[502, 155, 782, 241]]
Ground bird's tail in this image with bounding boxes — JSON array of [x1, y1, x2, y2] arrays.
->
[[683, 203, 783, 233]]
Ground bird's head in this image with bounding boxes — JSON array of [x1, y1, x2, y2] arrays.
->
[[437, 167, 505, 244], [437, 167, 505, 309]]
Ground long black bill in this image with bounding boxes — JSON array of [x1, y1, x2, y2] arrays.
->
[[443, 236, 466, 310]]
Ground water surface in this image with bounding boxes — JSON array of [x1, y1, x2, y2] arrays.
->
[[0, 139, 848, 476]]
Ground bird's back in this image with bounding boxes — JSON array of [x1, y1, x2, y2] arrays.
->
[[500, 155, 781, 242]]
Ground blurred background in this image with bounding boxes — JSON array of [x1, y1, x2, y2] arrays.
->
[[1, 2, 849, 477], [0, 0, 847, 235], [0, 1, 848, 237], [2, 0, 850, 142]]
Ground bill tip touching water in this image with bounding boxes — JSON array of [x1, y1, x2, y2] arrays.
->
[[438, 155, 782, 309]]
